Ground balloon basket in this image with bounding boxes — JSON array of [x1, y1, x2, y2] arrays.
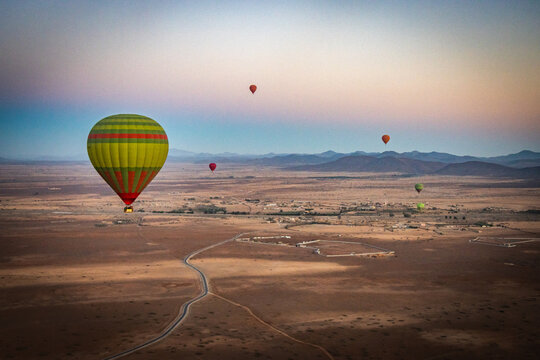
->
[[124, 206, 134, 213]]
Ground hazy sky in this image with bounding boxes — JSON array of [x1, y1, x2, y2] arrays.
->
[[1, 0, 539, 158]]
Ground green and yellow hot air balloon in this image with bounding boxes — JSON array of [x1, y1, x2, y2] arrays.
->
[[87, 114, 168, 212], [415, 183, 424, 193], [417, 202, 425, 211]]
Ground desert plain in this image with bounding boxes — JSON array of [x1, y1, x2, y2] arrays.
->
[[0, 163, 538, 359]]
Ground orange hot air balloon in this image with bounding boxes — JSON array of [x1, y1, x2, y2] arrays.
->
[[382, 134, 390, 145], [249, 85, 257, 94], [209, 163, 217, 172]]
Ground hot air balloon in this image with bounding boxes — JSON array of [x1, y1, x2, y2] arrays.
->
[[249, 85, 257, 94], [209, 163, 217, 172], [87, 114, 169, 213], [382, 134, 390, 145], [417, 202, 425, 211], [415, 183, 424, 193]]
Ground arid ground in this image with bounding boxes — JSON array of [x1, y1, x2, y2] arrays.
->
[[0, 163, 538, 359]]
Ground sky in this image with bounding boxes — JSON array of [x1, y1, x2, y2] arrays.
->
[[1, 0, 539, 159]]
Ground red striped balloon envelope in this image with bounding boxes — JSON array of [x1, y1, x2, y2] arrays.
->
[[87, 114, 168, 208]]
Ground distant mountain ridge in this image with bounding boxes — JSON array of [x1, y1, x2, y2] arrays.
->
[[291, 157, 540, 178], [168, 148, 282, 163], [209, 149, 540, 169], [165, 148, 540, 178], [2, 150, 539, 178], [485, 150, 540, 163], [246, 153, 345, 166], [382, 151, 479, 164], [434, 161, 540, 178], [290, 155, 446, 174]]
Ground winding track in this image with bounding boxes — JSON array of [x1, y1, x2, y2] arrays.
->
[[103, 233, 244, 360], [211, 292, 335, 360], [104, 230, 334, 360]]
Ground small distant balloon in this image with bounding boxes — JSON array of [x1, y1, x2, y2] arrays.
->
[[417, 202, 425, 211], [249, 85, 257, 94], [209, 163, 217, 172], [382, 134, 390, 145], [415, 183, 424, 193]]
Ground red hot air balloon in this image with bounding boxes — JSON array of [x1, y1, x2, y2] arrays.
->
[[209, 163, 217, 172], [382, 134, 390, 145], [249, 85, 257, 94]]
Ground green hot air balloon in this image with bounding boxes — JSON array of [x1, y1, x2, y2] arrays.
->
[[415, 183, 424, 193], [87, 114, 169, 212], [417, 202, 425, 211]]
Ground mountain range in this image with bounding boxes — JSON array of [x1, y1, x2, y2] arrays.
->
[[169, 149, 540, 178], [2, 150, 539, 178], [292, 157, 540, 179], [290, 155, 446, 174], [242, 150, 540, 168], [166, 149, 540, 167]]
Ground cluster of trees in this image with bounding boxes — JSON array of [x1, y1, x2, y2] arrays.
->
[[151, 205, 228, 214], [195, 204, 227, 214]]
